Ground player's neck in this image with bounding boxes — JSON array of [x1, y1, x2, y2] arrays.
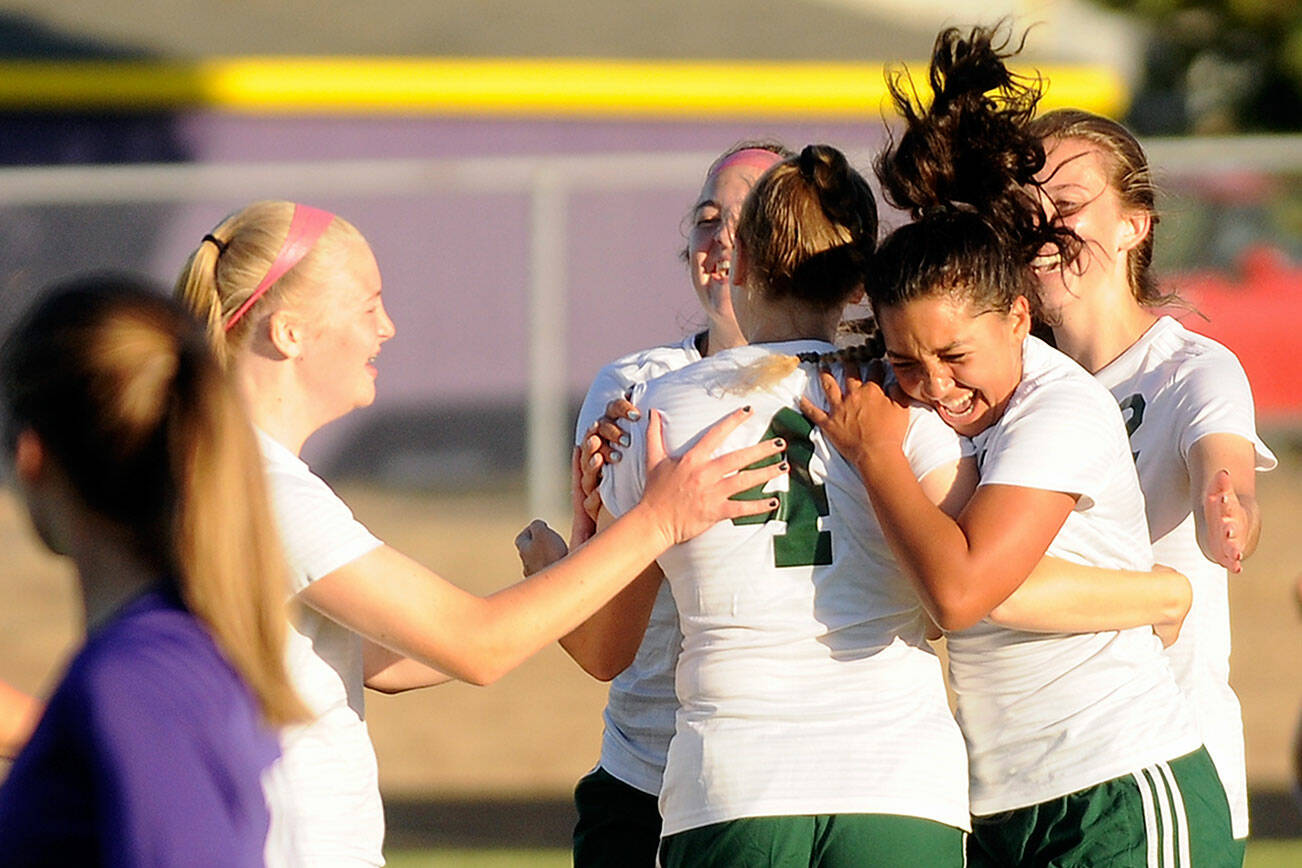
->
[[1052, 288, 1158, 374]]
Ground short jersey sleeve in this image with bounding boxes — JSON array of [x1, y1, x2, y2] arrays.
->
[[976, 378, 1123, 511], [901, 404, 973, 482], [575, 363, 635, 446], [574, 337, 703, 446], [1171, 349, 1277, 471], [262, 462, 383, 595]]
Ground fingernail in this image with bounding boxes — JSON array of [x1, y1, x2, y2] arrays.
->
[[609, 450, 622, 464], [742, 405, 752, 412], [778, 462, 789, 471], [768, 499, 779, 508], [773, 438, 785, 449], [619, 434, 632, 447], [627, 409, 641, 421]]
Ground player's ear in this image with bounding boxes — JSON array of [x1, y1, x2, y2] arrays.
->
[[1117, 209, 1151, 253]]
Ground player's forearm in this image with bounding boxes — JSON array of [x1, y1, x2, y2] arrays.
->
[[990, 557, 1191, 633], [558, 563, 663, 681], [362, 641, 452, 693], [454, 504, 676, 684]]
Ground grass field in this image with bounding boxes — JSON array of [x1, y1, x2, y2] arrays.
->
[[382, 841, 1302, 866], [2, 441, 1300, 859]]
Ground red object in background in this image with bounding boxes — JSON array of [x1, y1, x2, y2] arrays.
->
[[1167, 244, 1302, 424]]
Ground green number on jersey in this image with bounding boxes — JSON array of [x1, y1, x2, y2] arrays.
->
[[730, 407, 832, 567], [1119, 393, 1145, 462]]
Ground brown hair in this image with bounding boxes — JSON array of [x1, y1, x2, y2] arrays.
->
[[869, 25, 1068, 321], [2, 275, 308, 726], [174, 200, 364, 368], [735, 144, 877, 310], [1027, 108, 1177, 307]]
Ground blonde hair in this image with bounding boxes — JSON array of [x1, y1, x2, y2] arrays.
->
[[174, 200, 364, 368], [2, 276, 308, 726]]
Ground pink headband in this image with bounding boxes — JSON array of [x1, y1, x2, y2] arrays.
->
[[707, 147, 784, 180], [223, 204, 336, 331]]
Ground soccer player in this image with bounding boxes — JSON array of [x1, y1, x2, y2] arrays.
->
[[600, 145, 974, 866], [1028, 107, 1276, 856], [0, 276, 305, 865], [173, 200, 787, 865], [558, 142, 790, 866], [803, 26, 1239, 866]]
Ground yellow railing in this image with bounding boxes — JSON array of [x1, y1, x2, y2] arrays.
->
[[0, 57, 1127, 118]]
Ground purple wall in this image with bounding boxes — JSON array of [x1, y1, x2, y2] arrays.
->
[[0, 112, 890, 482]]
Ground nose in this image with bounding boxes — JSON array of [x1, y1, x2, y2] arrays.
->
[[378, 305, 396, 341], [920, 364, 954, 399], [716, 213, 736, 251]]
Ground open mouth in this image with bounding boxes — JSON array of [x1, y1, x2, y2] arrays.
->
[[934, 391, 977, 424], [1031, 252, 1062, 273]]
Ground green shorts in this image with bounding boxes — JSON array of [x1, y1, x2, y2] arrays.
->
[[660, 812, 965, 868], [572, 766, 661, 868], [968, 746, 1240, 867]]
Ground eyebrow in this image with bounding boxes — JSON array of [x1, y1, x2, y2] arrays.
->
[[693, 198, 720, 214], [887, 340, 967, 359]]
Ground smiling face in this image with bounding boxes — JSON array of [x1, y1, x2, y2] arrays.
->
[[879, 291, 1030, 437], [687, 161, 772, 335], [1034, 137, 1149, 316], [296, 235, 395, 421]]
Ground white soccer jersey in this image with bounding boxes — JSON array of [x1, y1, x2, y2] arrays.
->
[[948, 337, 1202, 816], [258, 431, 387, 866], [575, 333, 703, 796], [1094, 316, 1276, 837], [602, 340, 972, 837]]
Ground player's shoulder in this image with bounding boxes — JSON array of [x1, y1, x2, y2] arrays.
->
[[591, 335, 702, 390], [68, 593, 226, 712], [1162, 320, 1246, 375], [1018, 337, 1118, 414]]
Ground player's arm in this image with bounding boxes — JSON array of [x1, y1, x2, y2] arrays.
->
[[299, 408, 785, 686], [362, 641, 452, 693], [803, 369, 1076, 632], [1188, 433, 1262, 573], [556, 507, 666, 681], [989, 560, 1192, 646], [0, 679, 40, 759]]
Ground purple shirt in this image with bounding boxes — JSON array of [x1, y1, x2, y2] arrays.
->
[[0, 586, 282, 866]]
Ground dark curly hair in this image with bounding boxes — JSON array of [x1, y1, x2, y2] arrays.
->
[[869, 24, 1074, 319]]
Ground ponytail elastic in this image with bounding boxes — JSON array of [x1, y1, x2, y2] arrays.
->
[[223, 204, 335, 332]]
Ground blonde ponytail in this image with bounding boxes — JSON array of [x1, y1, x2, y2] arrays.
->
[[2, 276, 308, 726]]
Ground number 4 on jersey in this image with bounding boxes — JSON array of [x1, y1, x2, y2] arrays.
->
[[731, 407, 832, 567]]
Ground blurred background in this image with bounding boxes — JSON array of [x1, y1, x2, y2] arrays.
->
[[0, 0, 1298, 864]]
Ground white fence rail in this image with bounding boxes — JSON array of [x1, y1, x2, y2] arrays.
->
[[0, 136, 1296, 516]]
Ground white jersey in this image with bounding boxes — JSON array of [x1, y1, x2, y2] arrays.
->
[[949, 337, 1201, 815], [1094, 316, 1276, 837], [603, 340, 972, 837], [575, 333, 702, 796], [258, 431, 387, 866]]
